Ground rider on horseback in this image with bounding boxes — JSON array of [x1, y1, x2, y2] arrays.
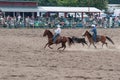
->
[[52, 24, 61, 43], [91, 24, 97, 42]]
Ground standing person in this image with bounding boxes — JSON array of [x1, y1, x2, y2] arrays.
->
[[91, 24, 97, 42], [52, 24, 61, 43]]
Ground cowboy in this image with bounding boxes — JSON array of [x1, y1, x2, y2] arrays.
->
[[91, 24, 97, 42], [52, 24, 61, 43]]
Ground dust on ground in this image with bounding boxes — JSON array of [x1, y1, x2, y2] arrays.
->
[[0, 28, 120, 80]]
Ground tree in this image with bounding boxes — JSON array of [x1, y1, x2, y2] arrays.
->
[[38, 0, 58, 6], [37, 0, 108, 10], [57, 0, 78, 6], [76, 0, 108, 10], [108, 0, 120, 4]]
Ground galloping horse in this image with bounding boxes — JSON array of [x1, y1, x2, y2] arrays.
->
[[43, 29, 74, 50], [82, 30, 114, 48]]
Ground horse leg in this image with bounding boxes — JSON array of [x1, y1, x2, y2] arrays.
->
[[93, 43, 97, 48], [102, 43, 104, 47], [57, 46, 63, 50], [102, 42, 108, 48], [81, 42, 84, 46], [48, 43, 53, 49], [84, 41, 88, 46], [57, 43, 65, 50], [44, 42, 49, 48], [88, 43, 91, 48], [105, 42, 108, 47], [62, 43, 66, 51]]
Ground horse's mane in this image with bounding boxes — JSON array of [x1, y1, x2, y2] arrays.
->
[[86, 31, 92, 37], [47, 29, 53, 36]]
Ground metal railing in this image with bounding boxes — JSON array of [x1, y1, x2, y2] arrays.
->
[[0, 16, 120, 28]]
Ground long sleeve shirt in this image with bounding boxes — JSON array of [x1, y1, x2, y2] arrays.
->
[[91, 27, 97, 35], [55, 28, 61, 34]]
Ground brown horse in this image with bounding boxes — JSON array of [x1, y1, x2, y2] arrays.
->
[[43, 29, 74, 50], [82, 30, 114, 48]]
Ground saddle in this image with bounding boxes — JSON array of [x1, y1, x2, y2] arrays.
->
[[96, 35, 101, 42], [53, 35, 62, 44], [56, 36, 63, 43]]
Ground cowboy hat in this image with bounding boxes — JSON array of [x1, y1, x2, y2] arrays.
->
[[57, 24, 61, 28], [91, 24, 95, 27]]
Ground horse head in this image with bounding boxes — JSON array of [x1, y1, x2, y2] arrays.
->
[[82, 30, 88, 37], [82, 30, 92, 37], [43, 29, 48, 37], [43, 29, 53, 38]]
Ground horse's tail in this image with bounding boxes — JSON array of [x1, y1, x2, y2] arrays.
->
[[67, 37, 74, 46], [106, 36, 114, 45]]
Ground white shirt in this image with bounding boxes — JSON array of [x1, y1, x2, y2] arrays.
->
[[55, 27, 61, 34]]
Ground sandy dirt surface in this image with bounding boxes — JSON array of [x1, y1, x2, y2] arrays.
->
[[0, 28, 120, 80]]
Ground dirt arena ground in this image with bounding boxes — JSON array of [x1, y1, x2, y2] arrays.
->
[[0, 28, 120, 80]]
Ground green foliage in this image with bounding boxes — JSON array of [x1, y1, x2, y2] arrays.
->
[[6, 0, 37, 1], [76, 0, 108, 10], [108, 0, 120, 4], [38, 0, 58, 6], [23, 0, 108, 10], [57, 0, 78, 6]]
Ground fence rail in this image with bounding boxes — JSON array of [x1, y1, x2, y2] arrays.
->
[[0, 16, 120, 28]]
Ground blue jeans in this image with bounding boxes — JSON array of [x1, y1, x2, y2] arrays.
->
[[92, 34, 97, 42], [52, 33, 59, 43]]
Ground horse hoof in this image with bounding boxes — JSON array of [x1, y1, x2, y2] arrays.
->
[[49, 47, 53, 49]]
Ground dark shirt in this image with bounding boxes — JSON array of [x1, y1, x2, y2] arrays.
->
[[91, 27, 97, 35]]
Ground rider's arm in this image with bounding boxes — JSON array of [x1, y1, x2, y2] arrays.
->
[[55, 28, 60, 34], [90, 28, 94, 32]]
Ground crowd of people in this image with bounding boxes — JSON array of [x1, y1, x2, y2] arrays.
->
[[0, 13, 120, 28], [0, 15, 35, 28]]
